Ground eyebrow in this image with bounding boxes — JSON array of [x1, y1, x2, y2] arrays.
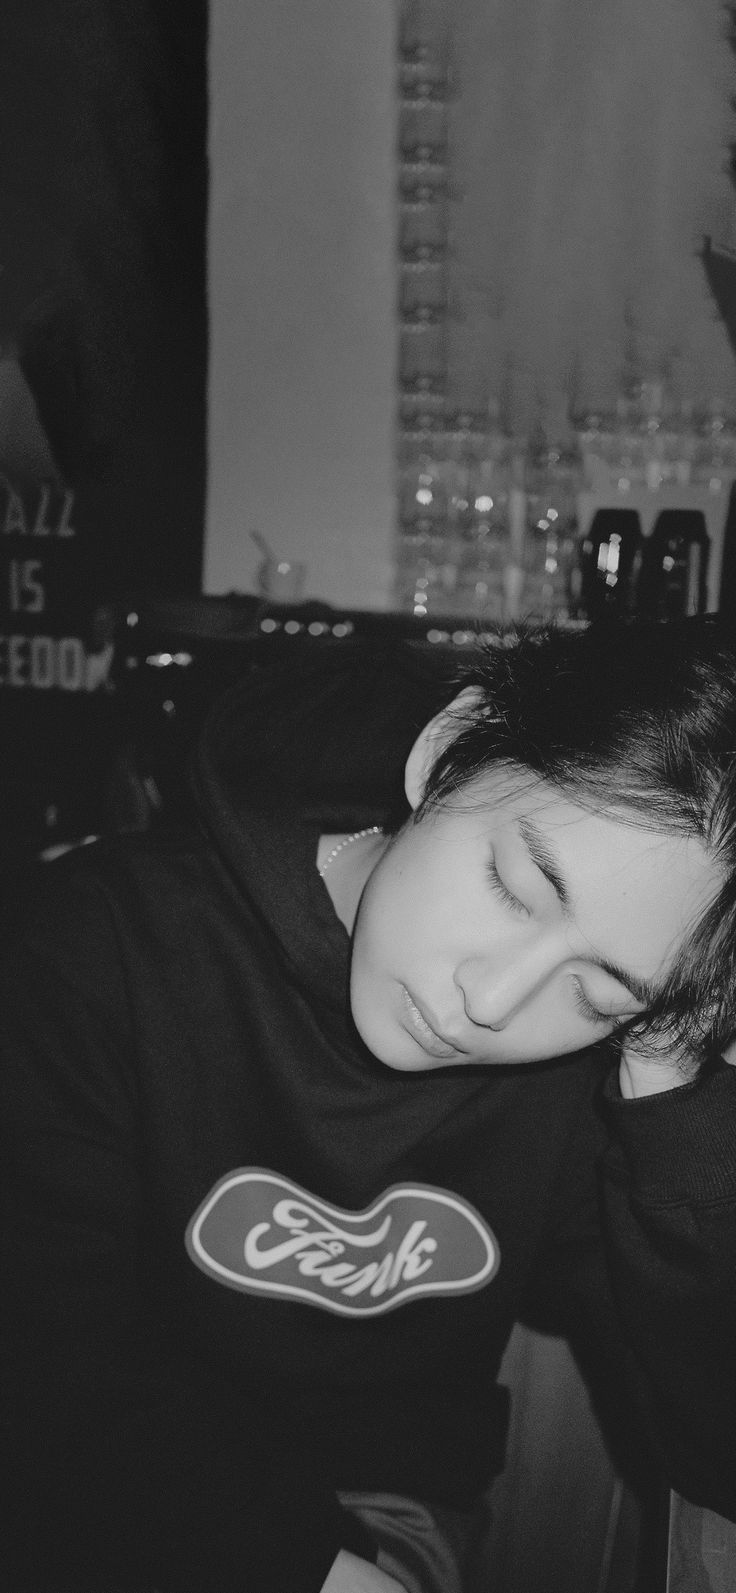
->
[[515, 815, 662, 1010]]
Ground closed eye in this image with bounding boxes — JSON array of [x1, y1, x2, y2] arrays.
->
[[486, 857, 529, 918], [571, 976, 634, 1028]]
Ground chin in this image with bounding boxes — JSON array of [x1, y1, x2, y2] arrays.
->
[[351, 1003, 419, 1072], [377, 1050, 456, 1073]]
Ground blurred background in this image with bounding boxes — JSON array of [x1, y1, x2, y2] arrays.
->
[[3, 0, 736, 847], [4, 3, 736, 872], [3, 6, 735, 1584]]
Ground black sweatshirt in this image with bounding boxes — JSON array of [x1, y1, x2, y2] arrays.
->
[[2, 641, 736, 1591]]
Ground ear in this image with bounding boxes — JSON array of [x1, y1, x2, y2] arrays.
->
[[404, 686, 484, 810]]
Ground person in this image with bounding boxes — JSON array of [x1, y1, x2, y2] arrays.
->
[[2, 614, 736, 1593]]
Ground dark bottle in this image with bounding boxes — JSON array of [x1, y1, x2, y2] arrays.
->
[[637, 509, 709, 619], [579, 508, 643, 620], [719, 480, 736, 624]]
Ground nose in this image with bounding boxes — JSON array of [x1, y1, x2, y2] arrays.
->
[[454, 944, 557, 1030]]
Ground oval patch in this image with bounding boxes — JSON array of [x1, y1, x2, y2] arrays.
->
[[186, 1168, 499, 1317]]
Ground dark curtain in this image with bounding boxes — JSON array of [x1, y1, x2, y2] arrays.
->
[[0, 0, 208, 599]]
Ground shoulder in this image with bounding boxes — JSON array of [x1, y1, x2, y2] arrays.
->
[[1, 827, 212, 969]]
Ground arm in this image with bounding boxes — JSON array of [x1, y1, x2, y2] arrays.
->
[[618, 1030, 713, 1100], [523, 1046, 736, 1520], [0, 871, 373, 1593], [322, 1554, 406, 1593], [599, 1045, 736, 1520]]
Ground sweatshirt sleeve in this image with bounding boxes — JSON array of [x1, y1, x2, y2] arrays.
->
[[0, 867, 372, 1592], [598, 1060, 736, 1522]]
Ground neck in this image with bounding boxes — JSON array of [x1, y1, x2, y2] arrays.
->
[[317, 827, 386, 931]]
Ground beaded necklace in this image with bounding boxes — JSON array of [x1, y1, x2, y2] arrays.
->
[[318, 825, 382, 878]]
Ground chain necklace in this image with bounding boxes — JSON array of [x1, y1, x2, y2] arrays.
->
[[318, 825, 382, 878]]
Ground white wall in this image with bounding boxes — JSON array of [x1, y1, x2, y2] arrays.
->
[[205, 0, 397, 610]]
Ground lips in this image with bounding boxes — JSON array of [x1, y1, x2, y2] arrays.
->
[[401, 986, 463, 1060]]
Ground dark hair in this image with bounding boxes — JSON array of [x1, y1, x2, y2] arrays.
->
[[419, 617, 736, 1058]]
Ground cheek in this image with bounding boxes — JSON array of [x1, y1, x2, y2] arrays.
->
[[359, 852, 430, 944], [350, 880, 401, 983], [520, 983, 612, 1057]]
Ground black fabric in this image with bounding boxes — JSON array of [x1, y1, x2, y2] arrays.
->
[[2, 642, 736, 1589], [0, 0, 207, 596]]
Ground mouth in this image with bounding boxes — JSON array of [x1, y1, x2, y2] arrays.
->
[[400, 986, 465, 1060]]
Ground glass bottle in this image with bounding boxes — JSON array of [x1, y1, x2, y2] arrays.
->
[[578, 508, 643, 620], [396, 443, 452, 616], [637, 510, 709, 619], [522, 423, 582, 626], [453, 451, 510, 621]]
